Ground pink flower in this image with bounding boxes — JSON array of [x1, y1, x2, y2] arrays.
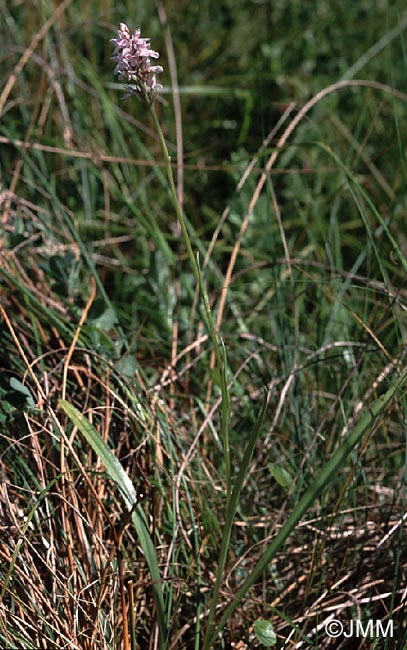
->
[[111, 23, 163, 98]]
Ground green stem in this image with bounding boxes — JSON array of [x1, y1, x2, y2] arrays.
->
[[149, 100, 232, 498], [149, 106, 219, 359], [148, 94, 238, 648]]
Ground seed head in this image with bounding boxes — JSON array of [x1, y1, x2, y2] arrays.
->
[[111, 23, 163, 99]]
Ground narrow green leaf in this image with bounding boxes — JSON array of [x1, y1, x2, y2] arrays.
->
[[59, 400, 167, 646]]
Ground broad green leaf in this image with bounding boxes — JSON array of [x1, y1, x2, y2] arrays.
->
[[10, 377, 33, 398], [9, 377, 35, 409], [267, 463, 293, 489], [116, 355, 138, 377], [92, 307, 118, 331], [254, 619, 277, 646]]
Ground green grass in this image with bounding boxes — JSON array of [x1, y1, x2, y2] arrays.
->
[[1, 1, 407, 648]]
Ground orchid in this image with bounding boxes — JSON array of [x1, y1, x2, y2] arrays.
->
[[111, 23, 163, 99]]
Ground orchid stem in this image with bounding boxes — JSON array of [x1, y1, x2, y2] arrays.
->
[[149, 100, 232, 501]]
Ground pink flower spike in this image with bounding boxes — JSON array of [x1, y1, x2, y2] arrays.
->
[[111, 23, 163, 100]]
